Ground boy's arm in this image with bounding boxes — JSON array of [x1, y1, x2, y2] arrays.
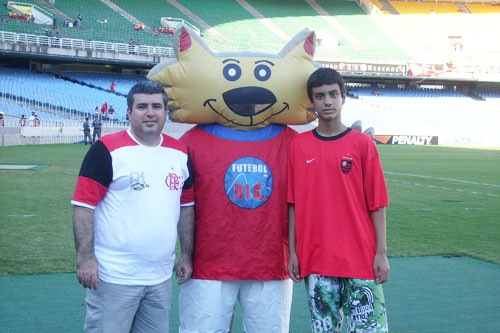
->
[[288, 204, 302, 283], [372, 207, 390, 283]]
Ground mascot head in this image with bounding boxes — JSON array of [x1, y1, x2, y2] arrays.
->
[[148, 25, 319, 130]]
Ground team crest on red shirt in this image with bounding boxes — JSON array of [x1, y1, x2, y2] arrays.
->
[[341, 154, 353, 174]]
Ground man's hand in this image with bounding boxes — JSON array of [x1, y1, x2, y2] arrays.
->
[[77, 255, 99, 289]]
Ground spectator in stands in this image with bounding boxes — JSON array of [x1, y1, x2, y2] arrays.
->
[[9, 10, 18, 19], [75, 14, 82, 28], [34, 115, 40, 127], [108, 105, 115, 115], [92, 114, 102, 142], [94, 106, 100, 117], [134, 22, 144, 31], [71, 81, 194, 333], [28, 112, 36, 127], [166, 26, 173, 36], [82, 117, 91, 145], [351, 120, 363, 132], [0, 113, 4, 127], [101, 102, 108, 115], [19, 114, 26, 127], [110, 81, 116, 92], [64, 17, 69, 27], [53, 17, 57, 29]]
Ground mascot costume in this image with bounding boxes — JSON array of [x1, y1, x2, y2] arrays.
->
[[148, 25, 319, 332]]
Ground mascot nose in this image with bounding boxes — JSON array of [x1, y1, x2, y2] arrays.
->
[[223, 87, 277, 117]]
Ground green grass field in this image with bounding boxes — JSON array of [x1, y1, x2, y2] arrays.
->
[[0, 144, 499, 276]]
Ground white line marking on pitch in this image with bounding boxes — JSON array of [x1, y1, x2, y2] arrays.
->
[[385, 172, 500, 188]]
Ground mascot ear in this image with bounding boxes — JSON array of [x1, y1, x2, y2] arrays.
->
[[269, 29, 318, 125], [148, 24, 319, 129], [148, 26, 221, 124]]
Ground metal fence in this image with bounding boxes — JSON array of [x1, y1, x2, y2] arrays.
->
[[0, 30, 175, 57]]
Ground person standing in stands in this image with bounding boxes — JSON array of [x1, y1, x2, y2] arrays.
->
[[76, 14, 82, 28], [34, 114, 40, 127], [288, 68, 390, 333], [83, 117, 92, 145], [28, 112, 36, 127], [92, 114, 102, 142], [19, 114, 26, 127], [71, 80, 195, 332], [101, 102, 108, 120], [0, 113, 4, 127]]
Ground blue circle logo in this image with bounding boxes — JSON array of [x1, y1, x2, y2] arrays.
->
[[225, 156, 273, 209]]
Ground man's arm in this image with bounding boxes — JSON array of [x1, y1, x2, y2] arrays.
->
[[73, 205, 99, 289], [372, 207, 390, 284], [176, 205, 195, 285], [288, 204, 302, 283]]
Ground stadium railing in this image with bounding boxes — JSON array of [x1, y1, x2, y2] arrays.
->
[[0, 30, 174, 57]]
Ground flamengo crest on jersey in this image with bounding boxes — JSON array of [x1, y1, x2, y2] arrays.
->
[[341, 153, 353, 174]]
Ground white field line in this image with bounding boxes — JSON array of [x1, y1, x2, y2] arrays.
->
[[385, 172, 500, 188]]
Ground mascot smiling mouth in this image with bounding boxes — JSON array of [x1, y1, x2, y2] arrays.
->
[[203, 86, 290, 126]]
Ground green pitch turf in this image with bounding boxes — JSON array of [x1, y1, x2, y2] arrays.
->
[[0, 256, 498, 332], [0, 144, 499, 332]]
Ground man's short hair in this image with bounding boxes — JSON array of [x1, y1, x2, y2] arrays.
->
[[307, 67, 346, 102], [127, 81, 168, 109]]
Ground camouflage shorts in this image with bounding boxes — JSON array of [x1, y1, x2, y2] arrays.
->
[[305, 275, 388, 333]]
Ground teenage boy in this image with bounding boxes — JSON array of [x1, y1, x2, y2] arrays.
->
[[287, 68, 390, 333]]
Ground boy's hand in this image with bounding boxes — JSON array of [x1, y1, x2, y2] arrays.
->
[[288, 252, 303, 283], [373, 253, 390, 283]]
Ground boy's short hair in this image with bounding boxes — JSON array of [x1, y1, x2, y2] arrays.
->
[[127, 81, 168, 109], [307, 67, 346, 102]]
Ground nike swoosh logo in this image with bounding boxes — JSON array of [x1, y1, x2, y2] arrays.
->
[[306, 158, 316, 164]]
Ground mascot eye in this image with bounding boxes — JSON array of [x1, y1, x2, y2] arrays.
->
[[223, 63, 242, 81], [254, 64, 271, 81]]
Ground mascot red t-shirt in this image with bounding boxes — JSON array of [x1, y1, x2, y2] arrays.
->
[[182, 124, 296, 279]]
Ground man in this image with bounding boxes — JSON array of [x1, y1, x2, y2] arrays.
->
[[91, 114, 102, 142], [83, 117, 91, 144], [82, 117, 91, 145], [288, 68, 390, 333], [71, 81, 195, 332]]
